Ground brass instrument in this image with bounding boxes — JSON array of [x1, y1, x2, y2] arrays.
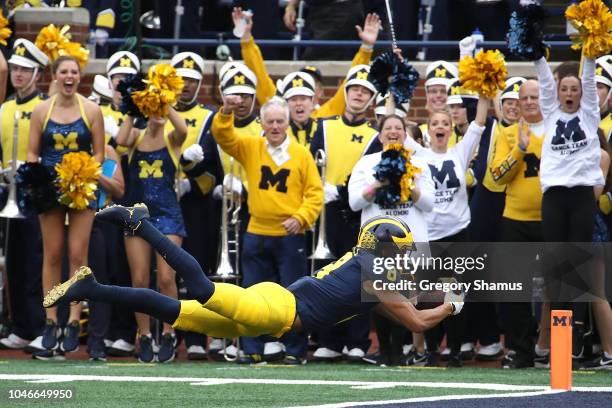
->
[[309, 149, 333, 275], [0, 112, 25, 219], [211, 157, 242, 362]]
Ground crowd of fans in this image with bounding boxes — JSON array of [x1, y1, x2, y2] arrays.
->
[[0, 1, 610, 371]]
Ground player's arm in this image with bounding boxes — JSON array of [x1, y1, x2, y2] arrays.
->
[[372, 288, 455, 333], [235, 8, 276, 106], [313, 13, 380, 118]]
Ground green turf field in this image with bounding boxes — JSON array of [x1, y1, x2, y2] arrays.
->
[[0, 360, 611, 407]]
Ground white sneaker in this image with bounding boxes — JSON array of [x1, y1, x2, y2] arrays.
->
[[224, 344, 238, 358], [346, 348, 365, 362], [103, 339, 114, 349], [402, 344, 413, 356], [0, 333, 30, 349], [342, 346, 349, 355], [263, 341, 285, 361], [108, 339, 135, 356], [208, 338, 224, 353], [24, 336, 45, 354], [476, 342, 503, 360], [440, 347, 451, 358], [312, 347, 343, 361], [186, 345, 207, 360]]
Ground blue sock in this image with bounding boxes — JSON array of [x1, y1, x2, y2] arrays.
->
[[137, 219, 215, 303], [91, 284, 180, 324]]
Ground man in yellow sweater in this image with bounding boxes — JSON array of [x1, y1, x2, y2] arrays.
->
[[212, 94, 323, 365], [490, 79, 545, 369], [233, 7, 381, 118]]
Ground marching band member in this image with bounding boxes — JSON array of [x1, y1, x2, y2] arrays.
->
[[308, 65, 378, 362], [234, 7, 381, 117], [211, 95, 323, 365], [277, 71, 318, 148], [168, 51, 219, 360], [0, 39, 48, 353]]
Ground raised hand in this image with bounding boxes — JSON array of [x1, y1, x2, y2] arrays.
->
[[356, 13, 381, 47], [231, 7, 254, 40], [221, 94, 243, 115]]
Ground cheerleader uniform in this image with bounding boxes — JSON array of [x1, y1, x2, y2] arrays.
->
[[125, 131, 186, 237], [39, 95, 96, 210]]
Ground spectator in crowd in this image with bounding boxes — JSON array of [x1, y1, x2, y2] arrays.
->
[[348, 114, 435, 365], [26, 55, 105, 355], [0, 39, 48, 354], [418, 90, 489, 367], [595, 56, 612, 141], [211, 95, 323, 364], [491, 79, 545, 369], [115, 94, 188, 363], [419, 60, 458, 147], [101, 50, 140, 359], [533, 51, 603, 361]]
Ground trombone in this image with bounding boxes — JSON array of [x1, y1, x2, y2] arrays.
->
[[211, 157, 242, 361], [0, 111, 26, 326], [309, 149, 333, 275]]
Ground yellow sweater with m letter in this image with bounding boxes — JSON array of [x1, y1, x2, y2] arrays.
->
[[212, 112, 323, 236]]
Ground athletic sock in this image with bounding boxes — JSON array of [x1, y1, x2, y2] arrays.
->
[[137, 219, 215, 303]]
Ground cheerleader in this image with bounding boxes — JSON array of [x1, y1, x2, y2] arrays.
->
[[26, 55, 105, 353]]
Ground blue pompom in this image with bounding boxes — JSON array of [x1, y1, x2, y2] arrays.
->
[[15, 162, 58, 214], [117, 74, 147, 118], [506, 4, 549, 60], [369, 51, 420, 105]]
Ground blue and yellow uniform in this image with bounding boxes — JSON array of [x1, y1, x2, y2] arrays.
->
[[173, 250, 376, 338], [125, 132, 185, 237], [288, 118, 319, 149], [40, 95, 93, 168]]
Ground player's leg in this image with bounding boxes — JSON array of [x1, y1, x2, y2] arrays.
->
[[96, 205, 215, 303]]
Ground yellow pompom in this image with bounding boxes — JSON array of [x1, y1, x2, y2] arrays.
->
[[566, 0, 612, 58], [459, 50, 507, 99], [34, 24, 89, 69], [55, 152, 101, 210], [0, 10, 11, 47], [132, 63, 184, 118]]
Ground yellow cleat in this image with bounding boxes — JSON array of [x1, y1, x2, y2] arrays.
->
[[43, 266, 94, 308]]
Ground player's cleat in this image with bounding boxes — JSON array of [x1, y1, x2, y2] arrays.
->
[[41, 319, 60, 350], [60, 321, 81, 352], [158, 333, 177, 363], [137, 334, 156, 363], [96, 203, 150, 234], [43, 266, 96, 308]]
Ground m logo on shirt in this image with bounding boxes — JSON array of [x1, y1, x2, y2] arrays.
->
[[523, 153, 540, 178], [351, 134, 364, 143], [185, 118, 196, 127], [138, 160, 163, 178], [53, 132, 78, 150], [429, 160, 460, 189], [551, 117, 587, 154], [259, 166, 290, 193], [21, 111, 32, 120]]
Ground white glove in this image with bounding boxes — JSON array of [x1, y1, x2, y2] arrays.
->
[[103, 115, 119, 139], [323, 182, 339, 204], [95, 28, 109, 46], [212, 174, 243, 199], [212, 185, 223, 200], [176, 178, 191, 199], [459, 36, 476, 59], [444, 288, 465, 316], [182, 144, 204, 164]]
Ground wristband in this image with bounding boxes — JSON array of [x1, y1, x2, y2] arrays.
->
[[361, 43, 374, 50]]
